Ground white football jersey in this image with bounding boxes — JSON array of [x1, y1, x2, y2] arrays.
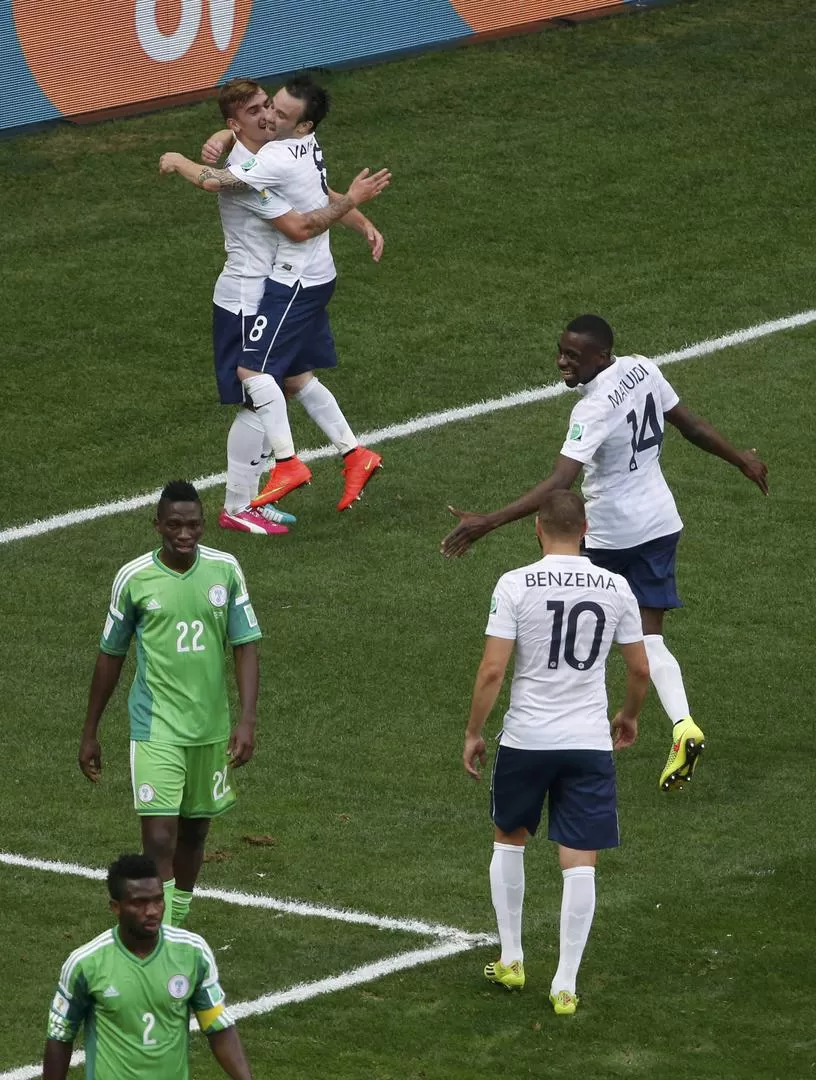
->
[[228, 134, 336, 288], [486, 554, 643, 751], [213, 139, 292, 315], [559, 356, 684, 549]]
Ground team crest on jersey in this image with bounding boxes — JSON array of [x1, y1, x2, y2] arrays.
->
[[137, 783, 155, 803], [168, 974, 190, 999], [569, 423, 584, 442], [208, 584, 228, 608]]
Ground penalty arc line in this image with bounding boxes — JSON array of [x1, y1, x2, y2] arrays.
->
[[0, 307, 814, 548], [0, 939, 481, 1080]]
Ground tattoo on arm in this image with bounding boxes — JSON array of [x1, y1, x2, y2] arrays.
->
[[300, 195, 355, 237], [198, 166, 250, 191]]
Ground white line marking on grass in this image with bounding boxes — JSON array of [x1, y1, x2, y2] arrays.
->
[[0, 939, 480, 1080], [2, 307, 812, 547], [0, 852, 495, 1079], [0, 851, 494, 943]]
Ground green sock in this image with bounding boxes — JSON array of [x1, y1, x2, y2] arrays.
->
[[171, 888, 193, 927], [162, 878, 175, 926]]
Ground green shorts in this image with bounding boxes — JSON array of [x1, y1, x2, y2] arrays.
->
[[130, 740, 237, 819]]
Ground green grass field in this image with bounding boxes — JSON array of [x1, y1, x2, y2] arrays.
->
[[2, 0, 815, 1076]]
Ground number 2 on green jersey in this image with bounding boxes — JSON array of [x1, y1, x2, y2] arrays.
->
[[142, 1011, 157, 1045]]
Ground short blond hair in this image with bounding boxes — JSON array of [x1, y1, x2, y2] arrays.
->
[[218, 78, 265, 122]]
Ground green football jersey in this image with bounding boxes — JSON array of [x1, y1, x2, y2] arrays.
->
[[47, 925, 233, 1080], [100, 545, 262, 745]]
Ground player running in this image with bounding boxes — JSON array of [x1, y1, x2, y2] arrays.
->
[[444, 314, 769, 791], [161, 75, 390, 515], [79, 481, 261, 927], [464, 491, 650, 1015], [159, 78, 388, 534], [43, 853, 252, 1079]]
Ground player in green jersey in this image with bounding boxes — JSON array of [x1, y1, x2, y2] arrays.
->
[[79, 481, 262, 927], [43, 853, 252, 1079]]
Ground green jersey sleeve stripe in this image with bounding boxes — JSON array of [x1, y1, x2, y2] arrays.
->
[[110, 553, 153, 615], [59, 930, 114, 990]]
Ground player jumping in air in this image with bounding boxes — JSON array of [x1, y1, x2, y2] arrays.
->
[[43, 853, 252, 1079], [444, 314, 769, 791], [79, 481, 261, 926], [464, 491, 650, 1014]]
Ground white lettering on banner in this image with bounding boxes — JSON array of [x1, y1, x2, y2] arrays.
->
[[135, 0, 236, 62], [210, 0, 236, 51]]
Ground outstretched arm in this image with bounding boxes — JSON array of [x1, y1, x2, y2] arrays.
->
[[207, 1027, 253, 1079], [664, 403, 768, 494], [79, 651, 126, 782], [441, 455, 583, 558], [160, 153, 250, 191]]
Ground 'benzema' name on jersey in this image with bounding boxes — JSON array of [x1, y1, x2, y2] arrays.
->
[[524, 569, 618, 590]]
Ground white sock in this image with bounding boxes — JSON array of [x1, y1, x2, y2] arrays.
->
[[293, 377, 357, 455], [489, 842, 525, 965], [643, 635, 691, 724], [225, 409, 265, 513], [243, 374, 295, 460], [551, 866, 595, 996]]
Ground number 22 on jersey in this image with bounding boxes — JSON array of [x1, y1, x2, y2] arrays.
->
[[176, 620, 205, 653]]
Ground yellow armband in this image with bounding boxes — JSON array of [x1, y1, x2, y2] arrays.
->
[[195, 1003, 225, 1032]]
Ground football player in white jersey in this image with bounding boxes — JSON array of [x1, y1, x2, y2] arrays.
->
[[464, 490, 650, 1014], [159, 79, 389, 533], [444, 314, 769, 791], [162, 76, 391, 515]]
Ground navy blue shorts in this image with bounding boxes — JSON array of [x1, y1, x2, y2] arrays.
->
[[240, 278, 338, 383], [491, 745, 619, 850], [212, 304, 247, 405], [584, 530, 682, 610]]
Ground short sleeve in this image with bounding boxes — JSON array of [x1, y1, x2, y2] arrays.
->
[[227, 560, 262, 645], [100, 577, 136, 656], [249, 187, 292, 221], [191, 939, 233, 1034], [559, 399, 612, 465], [227, 144, 286, 193], [613, 579, 644, 645], [485, 575, 518, 641], [654, 365, 680, 413], [46, 962, 90, 1042]]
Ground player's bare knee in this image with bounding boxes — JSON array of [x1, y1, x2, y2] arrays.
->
[[558, 845, 597, 870], [178, 816, 211, 849], [495, 826, 529, 846], [140, 817, 178, 864], [284, 372, 314, 399]]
